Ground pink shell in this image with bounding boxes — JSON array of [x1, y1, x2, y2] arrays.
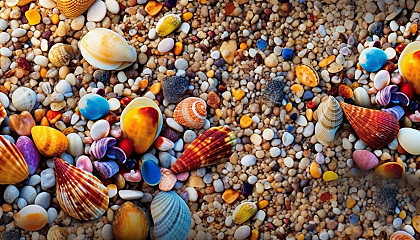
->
[[123, 169, 142, 182], [159, 168, 176, 191], [173, 97, 206, 129], [76, 155, 93, 173], [176, 172, 189, 181]]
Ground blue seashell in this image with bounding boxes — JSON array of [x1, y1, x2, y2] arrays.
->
[[282, 48, 294, 60], [16, 136, 40, 175], [382, 106, 405, 120], [376, 85, 397, 107], [359, 47, 387, 72], [89, 137, 116, 159], [93, 160, 119, 178], [256, 38, 268, 50], [78, 94, 110, 120], [141, 160, 162, 186], [151, 191, 191, 240], [106, 146, 126, 163], [391, 92, 409, 106]]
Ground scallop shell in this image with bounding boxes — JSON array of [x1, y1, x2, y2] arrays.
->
[[47, 225, 68, 240], [112, 202, 149, 240], [170, 126, 236, 174], [0, 101, 6, 126], [173, 97, 207, 129], [156, 14, 181, 37], [57, 0, 96, 18], [389, 231, 415, 240], [340, 102, 399, 149], [48, 44, 73, 67], [14, 205, 48, 231], [31, 126, 69, 157], [0, 135, 29, 184], [54, 157, 109, 220], [314, 96, 343, 146], [79, 28, 137, 70], [151, 191, 191, 240], [159, 168, 176, 191], [12, 87, 36, 112], [232, 202, 258, 224]]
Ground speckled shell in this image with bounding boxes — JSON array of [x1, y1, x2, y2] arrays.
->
[[151, 191, 191, 240], [170, 126, 236, 174], [57, 0, 95, 18], [232, 202, 257, 224], [173, 97, 207, 129], [31, 126, 69, 157], [315, 96, 343, 146], [0, 101, 6, 126], [0, 135, 29, 184], [112, 202, 149, 240], [79, 28, 137, 70], [156, 14, 181, 37], [48, 43, 74, 67], [12, 87, 36, 112], [47, 225, 68, 240], [54, 157, 109, 220], [340, 102, 399, 149]]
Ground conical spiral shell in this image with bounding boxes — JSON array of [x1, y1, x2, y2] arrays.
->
[[31, 126, 69, 157], [57, 0, 95, 18], [315, 96, 343, 145], [173, 97, 207, 129], [54, 157, 109, 220], [0, 136, 29, 184], [48, 43, 74, 67]]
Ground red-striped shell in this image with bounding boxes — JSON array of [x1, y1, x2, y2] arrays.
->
[[0, 135, 29, 184], [159, 168, 176, 191], [339, 102, 399, 149], [54, 157, 109, 220], [174, 97, 207, 129], [170, 126, 236, 174]]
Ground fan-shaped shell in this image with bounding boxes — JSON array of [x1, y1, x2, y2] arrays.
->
[[170, 126, 236, 174], [48, 43, 74, 67], [340, 102, 399, 149], [0, 135, 29, 184], [31, 126, 69, 157], [57, 0, 96, 18], [54, 157, 109, 220], [173, 97, 207, 129], [12, 87, 36, 112], [314, 96, 343, 146], [79, 28, 137, 70], [112, 202, 149, 240], [390, 231, 415, 240], [151, 191, 191, 240]]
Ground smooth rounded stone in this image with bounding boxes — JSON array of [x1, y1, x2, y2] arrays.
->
[[284, 157, 294, 168], [91, 119, 110, 140], [11, 28, 26, 38], [241, 154, 256, 166], [368, 22, 383, 36], [250, 134, 262, 145], [303, 122, 314, 137], [162, 76, 189, 103], [282, 132, 294, 147], [20, 186, 37, 204], [393, 218, 402, 229], [1, 47, 12, 57], [185, 187, 198, 201], [388, 138, 398, 150], [102, 224, 113, 240], [247, 175, 257, 184], [34, 55, 48, 67], [157, 38, 174, 53], [105, 0, 119, 13], [359, 47, 387, 72], [183, 130, 197, 143], [265, 53, 278, 67], [0, 19, 7, 31], [179, 22, 190, 34], [78, 94, 110, 120], [263, 79, 285, 104], [34, 192, 51, 209], [107, 98, 120, 111], [0, 32, 10, 44], [354, 140, 366, 150], [269, 147, 281, 158], [352, 150, 378, 171], [319, 232, 329, 240], [3, 185, 19, 204], [40, 168, 56, 190], [39, 0, 56, 8], [47, 207, 58, 224], [262, 129, 274, 140], [390, 20, 399, 31], [174, 58, 188, 70], [55, 80, 72, 95], [255, 210, 265, 221], [316, 153, 325, 164], [203, 173, 212, 184], [118, 190, 143, 200], [87, 0, 107, 22], [66, 133, 83, 157], [398, 128, 420, 155], [210, 51, 220, 59], [17, 198, 27, 209], [374, 70, 390, 90], [159, 152, 172, 168], [353, 87, 371, 107], [234, 226, 250, 240], [213, 179, 224, 192], [384, 47, 396, 60], [28, 175, 41, 186], [295, 115, 308, 126], [16, 136, 40, 175], [173, 139, 183, 151]]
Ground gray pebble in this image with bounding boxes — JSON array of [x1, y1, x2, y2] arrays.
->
[[196, 168, 206, 177], [34, 192, 51, 209], [183, 130, 197, 143], [174, 58, 189, 70], [17, 198, 27, 209], [47, 207, 58, 224], [162, 76, 189, 103], [60, 152, 74, 165], [3, 185, 19, 203], [173, 139, 184, 151], [203, 173, 213, 184], [20, 186, 37, 204], [41, 168, 56, 190], [282, 132, 294, 147], [159, 152, 172, 168], [213, 179, 224, 192]]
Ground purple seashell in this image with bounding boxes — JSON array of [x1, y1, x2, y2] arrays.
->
[[166, 0, 177, 7], [391, 92, 409, 106], [16, 136, 40, 175], [93, 160, 119, 178], [106, 146, 127, 164], [89, 137, 117, 159], [376, 85, 397, 107], [179, 190, 189, 204], [382, 106, 405, 120], [241, 182, 253, 196]]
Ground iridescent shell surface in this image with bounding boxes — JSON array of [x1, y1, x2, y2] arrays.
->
[[0, 135, 29, 184]]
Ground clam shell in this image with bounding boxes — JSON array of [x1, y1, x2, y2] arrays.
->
[[47, 225, 68, 240], [141, 159, 161, 186], [112, 202, 149, 240], [398, 41, 420, 80], [151, 191, 191, 240], [314, 96, 343, 146], [48, 43, 73, 67], [373, 158, 404, 180], [57, 0, 96, 18], [159, 168, 176, 191], [156, 14, 181, 37], [397, 128, 420, 155], [170, 126, 236, 174], [12, 87, 36, 112], [0, 135, 29, 184], [173, 97, 207, 129], [232, 201, 258, 224], [340, 102, 399, 149], [54, 157, 109, 220], [14, 205, 48, 231], [296, 65, 319, 87], [31, 126, 69, 157], [79, 28, 137, 70], [93, 160, 119, 178], [389, 231, 415, 240]]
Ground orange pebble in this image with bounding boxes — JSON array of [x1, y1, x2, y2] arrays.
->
[[232, 89, 245, 100], [174, 42, 183, 55], [285, 102, 293, 112], [40, 117, 50, 126], [227, 65, 232, 71], [46, 110, 62, 124], [240, 43, 247, 50], [144, 1, 164, 16], [240, 115, 252, 128], [51, 14, 59, 25], [206, 70, 214, 78], [409, 23, 418, 34], [139, 79, 148, 89], [154, 100, 160, 106], [25, 9, 41, 25], [150, 83, 161, 95], [200, 0, 206, 4], [181, 12, 193, 21], [215, 108, 223, 117], [2, 204, 12, 212], [40, 68, 47, 78], [222, 189, 240, 204]]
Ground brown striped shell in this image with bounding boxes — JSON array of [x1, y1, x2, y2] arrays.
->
[[57, 0, 96, 18], [170, 126, 236, 174], [54, 157, 109, 220], [48, 44, 73, 67], [0, 136, 29, 184]]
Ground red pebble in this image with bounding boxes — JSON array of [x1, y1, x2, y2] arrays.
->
[[306, 100, 315, 109], [400, 82, 415, 100], [118, 138, 133, 158], [396, 43, 405, 54], [17, 57, 30, 71], [120, 97, 131, 106], [320, 192, 332, 202]]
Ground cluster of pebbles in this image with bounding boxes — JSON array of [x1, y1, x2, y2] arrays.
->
[[1, 0, 420, 239]]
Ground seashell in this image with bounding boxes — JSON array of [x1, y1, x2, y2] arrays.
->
[[0, 102, 6, 126], [122, 169, 142, 182], [9, 111, 36, 136], [413, 215, 420, 233], [0, 135, 29, 184], [376, 85, 409, 107], [106, 146, 126, 163], [409, 111, 420, 122], [232, 201, 258, 224], [156, 14, 181, 37], [48, 43, 73, 67], [12, 87, 37, 112], [170, 126, 237, 174], [31, 126, 69, 157], [296, 65, 319, 87], [389, 231, 415, 240], [340, 101, 399, 149], [112, 202, 149, 240], [141, 159, 161, 186], [159, 168, 176, 191], [314, 96, 343, 146], [57, 0, 96, 18], [173, 97, 207, 129], [66, 133, 83, 157], [89, 137, 117, 159], [382, 106, 405, 120], [374, 158, 404, 180], [398, 128, 420, 155], [151, 191, 191, 240], [398, 41, 420, 94], [16, 136, 40, 175], [47, 225, 68, 240], [76, 155, 93, 172], [93, 160, 119, 178], [54, 157, 109, 220], [220, 40, 237, 65], [14, 205, 48, 231]]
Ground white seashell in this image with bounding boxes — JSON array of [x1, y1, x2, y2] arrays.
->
[[397, 128, 420, 155], [0, 92, 10, 108], [398, 41, 420, 80], [315, 96, 343, 145], [66, 133, 83, 157], [12, 87, 36, 112]]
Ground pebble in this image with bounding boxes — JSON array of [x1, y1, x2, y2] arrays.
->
[[393, 218, 403, 229], [102, 224, 114, 240], [0, 32, 10, 44], [374, 70, 390, 90], [91, 119, 110, 140], [284, 157, 294, 168], [162, 76, 189, 103], [264, 53, 278, 68], [282, 132, 294, 146], [40, 168, 56, 190], [262, 129, 274, 140], [183, 130, 197, 143], [167, 118, 184, 132], [28, 175, 41, 186], [34, 192, 51, 209], [47, 207, 58, 224], [20, 186, 37, 204], [118, 190, 144, 200], [282, 48, 293, 60], [105, 0, 119, 14], [87, 0, 107, 22], [174, 58, 189, 70], [3, 185, 19, 204], [213, 179, 224, 192], [34, 55, 48, 67], [158, 38, 174, 53], [17, 198, 27, 209], [185, 187, 198, 201], [234, 226, 251, 240], [241, 154, 256, 166], [352, 150, 378, 171]]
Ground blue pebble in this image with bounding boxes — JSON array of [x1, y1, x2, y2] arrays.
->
[[359, 47, 387, 72], [282, 48, 294, 60], [350, 167, 360, 175], [318, 25, 326, 37], [290, 112, 298, 120], [349, 214, 360, 225], [302, 90, 314, 100], [78, 93, 110, 120], [287, 125, 293, 132], [257, 38, 268, 50], [174, 181, 184, 190]]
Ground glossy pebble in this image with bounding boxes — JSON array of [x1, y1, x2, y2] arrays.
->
[[352, 150, 379, 171], [75, 155, 93, 173], [310, 162, 321, 178], [322, 171, 338, 181], [359, 47, 387, 72], [66, 133, 83, 157], [78, 94, 110, 120], [14, 205, 48, 231], [398, 128, 420, 155], [373, 70, 390, 90], [91, 119, 110, 140], [154, 136, 174, 151], [118, 190, 144, 200], [157, 38, 174, 53], [234, 226, 251, 240], [16, 136, 40, 175]]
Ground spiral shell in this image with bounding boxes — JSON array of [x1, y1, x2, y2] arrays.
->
[[93, 160, 119, 179], [48, 43, 74, 67], [57, 0, 96, 18], [12, 87, 37, 112], [314, 96, 343, 146], [0, 135, 29, 184], [31, 126, 69, 157], [174, 97, 207, 129]]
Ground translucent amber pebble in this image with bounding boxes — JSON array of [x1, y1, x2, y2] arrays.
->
[[25, 9, 41, 25], [240, 115, 252, 128], [318, 55, 336, 68], [222, 189, 240, 204], [285, 102, 293, 112], [145, 1, 163, 16], [232, 89, 245, 100], [250, 230, 259, 240], [323, 171, 338, 181], [346, 197, 356, 208], [174, 42, 183, 55], [257, 200, 268, 209], [310, 162, 321, 178], [150, 83, 161, 95], [291, 84, 304, 95], [181, 12, 193, 21]]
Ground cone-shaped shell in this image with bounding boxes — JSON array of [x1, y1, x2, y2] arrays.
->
[[57, 0, 96, 18], [54, 157, 109, 220], [340, 102, 399, 149], [151, 191, 191, 240], [170, 126, 236, 174], [79, 28, 137, 70], [112, 202, 149, 240], [174, 97, 207, 129], [315, 96, 343, 146], [31, 126, 69, 157], [0, 135, 29, 184], [48, 43, 73, 67]]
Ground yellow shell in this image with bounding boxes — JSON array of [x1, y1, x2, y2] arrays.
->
[[57, 0, 96, 18], [0, 135, 29, 184], [232, 202, 257, 224], [31, 126, 69, 157], [399, 41, 420, 94], [48, 43, 74, 67], [314, 96, 343, 145], [156, 14, 181, 37], [112, 202, 149, 240]]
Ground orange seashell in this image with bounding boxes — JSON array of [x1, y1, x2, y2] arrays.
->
[[145, 1, 164, 16], [389, 231, 415, 240], [0, 102, 6, 126], [57, 0, 96, 18], [31, 126, 69, 157], [373, 159, 404, 180], [339, 102, 399, 149], [0, 136, 29, 184], [174, 97, 207, 129], [338, 85, 353, 98], [296, 65, 319, 87], [159, 168, 177, 191], [170, 126, 236, 174], [54, 157, 109, 220], [222, 189, 240, 204], [412, 215, 420, 233], [112, 202, 149, 240]]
